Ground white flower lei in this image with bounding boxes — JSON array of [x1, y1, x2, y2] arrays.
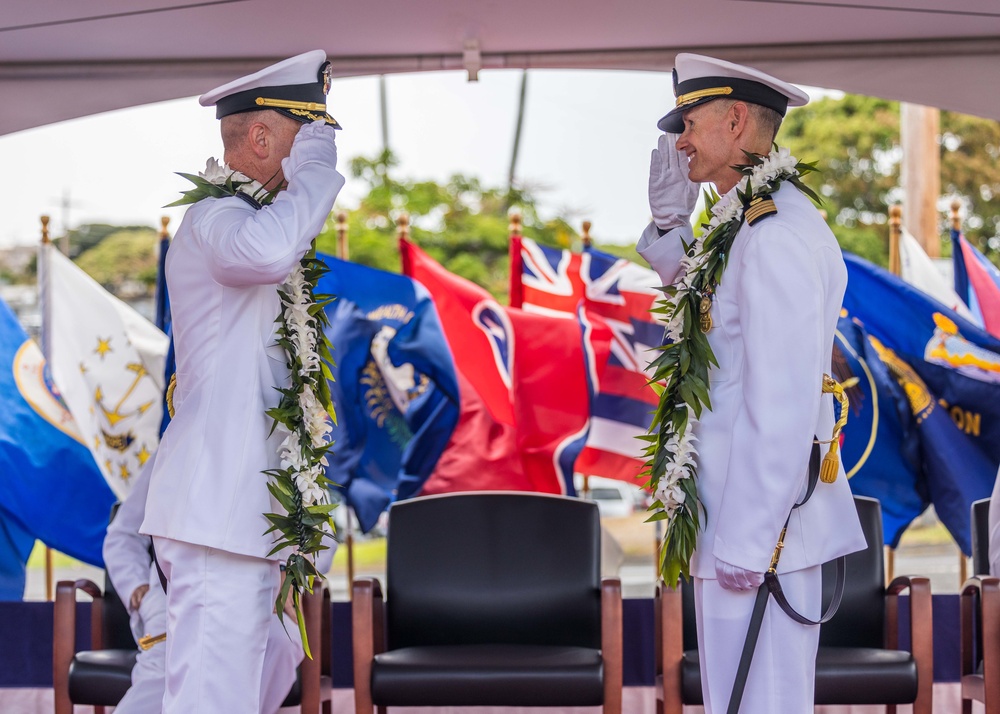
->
[[169, 158, 338, 655], [645, 147, 820, 585]]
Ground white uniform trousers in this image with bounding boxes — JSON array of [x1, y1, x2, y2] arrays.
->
[[154, 536, 280, 714], [113, 561, 302, 714], [695, 565, 821, 714], [115, 565, 167, 714]]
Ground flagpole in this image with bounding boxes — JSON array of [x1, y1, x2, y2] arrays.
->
[[155, 216, 171, 332], [38, 215, 55, 601], [336, 211, 349, 261], [581, 220, 592, 250], [888, 205, 902, 277], [951, 199, 962, 234], [345, 506, 355, 600]]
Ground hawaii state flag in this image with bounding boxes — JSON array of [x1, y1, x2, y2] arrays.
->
[[952, 228, 1000, 338], [402, 238, 611, 496], [510, 237, 660, 483]]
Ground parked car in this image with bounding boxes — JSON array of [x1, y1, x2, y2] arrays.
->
[[573, 474, 645, 518]]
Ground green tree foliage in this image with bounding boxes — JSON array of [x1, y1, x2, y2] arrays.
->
[[779, 95, 1000, 266], [66, 223, 154, 259], [315, 150, 579, 297], [74, 228, 159, 291]]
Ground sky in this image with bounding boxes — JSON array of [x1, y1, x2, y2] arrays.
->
[[0, 69, 678, 250], [0, 68, 835, 251]]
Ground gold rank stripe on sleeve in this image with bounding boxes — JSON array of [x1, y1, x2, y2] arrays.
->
[[744, 197, 777, 225]]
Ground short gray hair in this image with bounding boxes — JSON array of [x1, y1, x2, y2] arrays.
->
[[747, 103, 783, 144], [220, 110, 272, 150], [712, 99, 783, 144]]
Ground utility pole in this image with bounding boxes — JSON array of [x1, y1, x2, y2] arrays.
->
[[507, 70, 529, 196], [379, 75, 389, 154], [60, 189, 71, 256], [900, 102, 941, 257]]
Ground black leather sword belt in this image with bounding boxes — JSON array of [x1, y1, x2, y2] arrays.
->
[[726, 441, 847, 714]]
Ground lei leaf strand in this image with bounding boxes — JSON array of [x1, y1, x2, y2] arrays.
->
[[643, 147, 819, 587], [171, 158, 338, 656]]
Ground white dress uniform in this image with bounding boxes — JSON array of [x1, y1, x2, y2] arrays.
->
[[138, 50, 344, 714], [988, 463, 1000, 575], [109, 456, 334, 713], [639, 181, 867, 712]]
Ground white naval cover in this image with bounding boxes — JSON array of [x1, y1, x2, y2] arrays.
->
[[140, 153, 344, 559], [638, 182, 867, 577]]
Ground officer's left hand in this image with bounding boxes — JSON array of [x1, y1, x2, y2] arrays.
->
[[129, 583, 150, 612], [715, 558, 764, 591]]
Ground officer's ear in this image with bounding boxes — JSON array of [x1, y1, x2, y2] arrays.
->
[[246, 121, 271, 160], [729, 102, 750, 135]]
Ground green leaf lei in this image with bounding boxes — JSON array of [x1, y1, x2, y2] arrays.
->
[[171, 159, 338, 656], [643, 147, 819, 587]]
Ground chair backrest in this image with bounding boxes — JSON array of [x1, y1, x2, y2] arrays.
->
[[384, 492, 602, 651], [819, 495, 884, 648], [103, 502, 138, 650], [972, 497, 991, 576]]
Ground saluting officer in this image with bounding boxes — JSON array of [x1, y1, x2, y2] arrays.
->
[[638, 54, 867, 713], [140, 50, 344, 713]]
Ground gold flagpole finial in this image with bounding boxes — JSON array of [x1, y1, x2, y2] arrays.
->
[[336, 211, 349, 261], [396, 213, 410, 242], [951, 199, 962, 232], [40, 215, 51, 245], [509, 212, 522, 240]]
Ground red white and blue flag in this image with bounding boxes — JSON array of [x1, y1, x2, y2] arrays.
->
[[510, 236, 662, 483], [402, 238, 612, 496], [952, 228, 1000, 338]]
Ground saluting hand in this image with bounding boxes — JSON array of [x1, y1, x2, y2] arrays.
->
[[282, 120, 339, 182], [648, 133, 700, 231]]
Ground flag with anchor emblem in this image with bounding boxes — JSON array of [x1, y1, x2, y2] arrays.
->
[[43, 245, 169, 500]]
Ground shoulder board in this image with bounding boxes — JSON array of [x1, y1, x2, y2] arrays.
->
[[235, 191, 263, 210], [744, 196, 777, 226]]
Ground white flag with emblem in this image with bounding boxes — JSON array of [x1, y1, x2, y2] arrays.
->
[[44, 245, 168, 500]]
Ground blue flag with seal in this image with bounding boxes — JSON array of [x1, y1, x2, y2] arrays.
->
[[842, 253, 1000, 554], [833, 314, 926, 547], [317, 254, 460, 532], [0, 297, 115, 598]]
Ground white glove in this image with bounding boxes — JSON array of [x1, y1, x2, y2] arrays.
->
[[281, 120, 338, 182], [648, 133, 700, 231], [715, 558, 764, 591]]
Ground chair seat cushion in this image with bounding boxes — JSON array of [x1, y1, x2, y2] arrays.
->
[[679, 647, 917, 706], [67, 649, 138, 705], [814, 647, 918, 704], [371, 644, 605, 706]]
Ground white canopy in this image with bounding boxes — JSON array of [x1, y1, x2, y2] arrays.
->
[[3, 0, 1000, 136]]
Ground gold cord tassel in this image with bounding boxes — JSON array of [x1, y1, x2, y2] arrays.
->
[[819, 374, 849, 483], [138, 632, 167, 650]]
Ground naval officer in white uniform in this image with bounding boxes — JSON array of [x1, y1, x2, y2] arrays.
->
[[638, 54, 867, 713], [107, 454, 334, 713], [139, 51, 344, 713]]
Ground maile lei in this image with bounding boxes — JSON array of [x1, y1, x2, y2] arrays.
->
[[643, 147, 819, 586], [169, 158, 337, 656]]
